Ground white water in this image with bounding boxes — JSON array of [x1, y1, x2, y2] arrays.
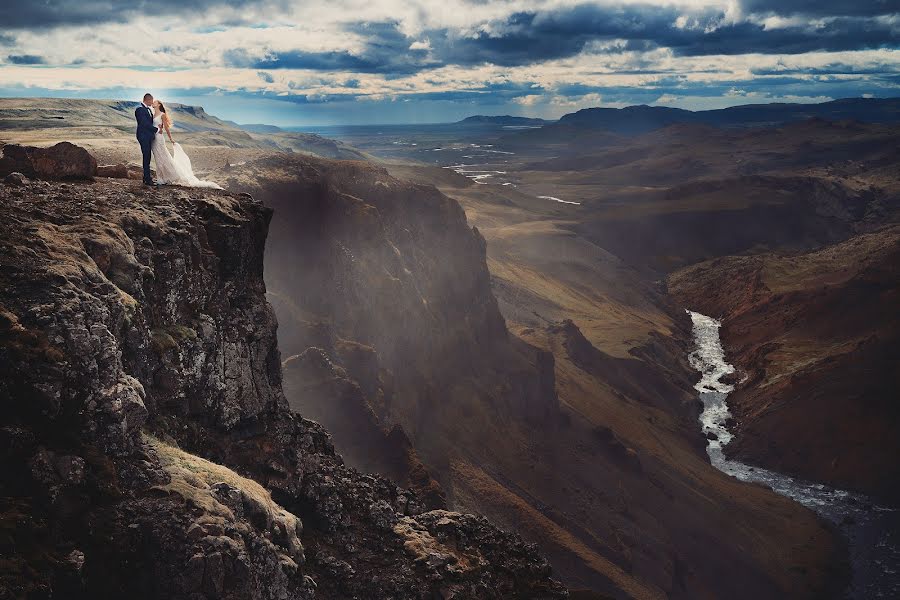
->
[[537, 195, 581, 205], [686, 310, 899, 599]]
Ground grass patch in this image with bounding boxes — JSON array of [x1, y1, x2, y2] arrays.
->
[[145, 433, 302, 542], [150, 324, 198, 354]]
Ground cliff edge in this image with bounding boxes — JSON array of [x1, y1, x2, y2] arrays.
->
[[0, 170, 567, 599]]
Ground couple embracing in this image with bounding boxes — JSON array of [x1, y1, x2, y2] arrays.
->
[[135, 93, 221, 189]]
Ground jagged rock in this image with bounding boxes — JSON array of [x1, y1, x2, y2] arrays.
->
[[0, 177, 567, 599], [0, 141, 97, 180]]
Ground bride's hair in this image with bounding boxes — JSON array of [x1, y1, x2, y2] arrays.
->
[[158, 101, 173, 126]]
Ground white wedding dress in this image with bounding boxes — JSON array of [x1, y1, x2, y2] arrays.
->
[[151, 114, 222, 189]]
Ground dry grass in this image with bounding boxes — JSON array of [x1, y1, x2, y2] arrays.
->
[[146, 434, 301, 537], [450, 459, 665, 600], [393, 512, 481, 574]]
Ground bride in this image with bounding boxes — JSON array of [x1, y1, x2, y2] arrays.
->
[[151, 101, 222, 189]]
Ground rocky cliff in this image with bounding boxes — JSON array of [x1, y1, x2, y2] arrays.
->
[[0, 168, 567, 598], [217, 155, 559, 486]]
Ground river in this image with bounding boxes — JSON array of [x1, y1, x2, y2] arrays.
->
[[686, 310, 899, 599]]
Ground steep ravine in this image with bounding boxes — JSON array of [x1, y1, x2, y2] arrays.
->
[[669, 227, 900, 501], [685, 311, 899, 600], [0, 173, 567, 598], [214, 154, 843, 599]]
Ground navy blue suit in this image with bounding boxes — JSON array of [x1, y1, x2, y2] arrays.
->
[[135, 104, 158, 183]]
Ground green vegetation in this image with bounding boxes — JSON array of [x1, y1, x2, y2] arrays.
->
[[150, 324, 198, 354]]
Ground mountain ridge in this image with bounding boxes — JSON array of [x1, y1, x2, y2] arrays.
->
[[456, 115, 552, 126], [547, 97, 900, 135]]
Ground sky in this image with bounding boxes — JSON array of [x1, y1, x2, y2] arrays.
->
[[0, 0, 897, 125]]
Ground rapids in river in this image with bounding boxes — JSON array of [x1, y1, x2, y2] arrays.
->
[[686, 310, 899, 599]]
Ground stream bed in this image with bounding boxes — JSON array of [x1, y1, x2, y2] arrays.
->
[[686, 310, 899, 599]]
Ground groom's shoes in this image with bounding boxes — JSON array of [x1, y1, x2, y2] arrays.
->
[[142, 180, 157, 186]]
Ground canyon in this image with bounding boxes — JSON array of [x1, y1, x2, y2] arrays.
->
[[2, 96, 898, 598]]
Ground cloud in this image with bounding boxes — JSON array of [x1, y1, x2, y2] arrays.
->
[[0, 0, 897, 123], [7, 54, 45, 64], [0, 0, 282, 29], [739, 0, 899, 18]]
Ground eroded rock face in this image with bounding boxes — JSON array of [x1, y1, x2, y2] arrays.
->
[[220, 155, 561, 477], [0, 176, 567, 599], [0, 142, 97, 180]]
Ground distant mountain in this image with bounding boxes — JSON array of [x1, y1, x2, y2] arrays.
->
[[240, 123, 284, 133], [556, 97, 900, 134], [456, 115, 551, 126], [558, 105, 694, 135]]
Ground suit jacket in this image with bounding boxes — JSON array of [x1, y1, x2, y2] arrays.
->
[[135, 105, 157, 142]]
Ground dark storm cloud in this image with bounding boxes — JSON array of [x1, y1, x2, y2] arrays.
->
[[227, 48, 383, 73], [286, 4, 878, 73], [0, 0, 271, 29], [7, 54, 46, 64], [229, 4, 896, 77], [449, 7, 899, 63], [224, 22, 433, 74], [3, 0, 897, 84], [739, 0, 899, 18], [662, 17, 899, 56]]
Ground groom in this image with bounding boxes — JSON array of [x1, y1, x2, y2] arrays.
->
[[135, 93, 161, 185]]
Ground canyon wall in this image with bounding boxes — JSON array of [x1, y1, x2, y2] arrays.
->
[[0, 168, 567, 599]]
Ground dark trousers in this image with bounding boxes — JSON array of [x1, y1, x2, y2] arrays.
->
[[139, 137, 153, 183]]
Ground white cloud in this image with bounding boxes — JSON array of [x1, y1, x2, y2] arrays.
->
[[1, 0, 897, 117]]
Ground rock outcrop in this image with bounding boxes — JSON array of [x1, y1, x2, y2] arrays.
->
[[0, 174, 567, 599], [0, 142, 97, 180]]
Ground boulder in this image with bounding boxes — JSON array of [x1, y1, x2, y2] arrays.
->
[[3, 172, 28, 186], [0, 142, 97, 180], [97, 163, 129, 179], [127, 165, 148, 180]]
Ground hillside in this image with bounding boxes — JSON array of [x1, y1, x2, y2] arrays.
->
[[668, 226, 900, 500], [456, 115, 552, 127], [497, 118, 900, 273], [551, 97, 900, 135]]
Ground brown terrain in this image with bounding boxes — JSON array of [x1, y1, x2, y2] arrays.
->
[[669, 227, 900, 500], [7, 97, 894, 599], [222, 155, 841, 599], [506, 114, 900, 504], [442, 114, 900, 507], [0, 151, 567, 598]]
